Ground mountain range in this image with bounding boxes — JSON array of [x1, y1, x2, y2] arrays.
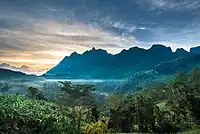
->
[[45, 44, 200, 79]]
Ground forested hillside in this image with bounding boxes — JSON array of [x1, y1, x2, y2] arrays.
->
[[1, 68, 200, 133]]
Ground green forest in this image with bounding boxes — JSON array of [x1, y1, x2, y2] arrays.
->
[[1, 68, 200, 134]]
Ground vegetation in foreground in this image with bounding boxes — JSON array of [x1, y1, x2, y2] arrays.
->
[[1, 68, 200, 134]]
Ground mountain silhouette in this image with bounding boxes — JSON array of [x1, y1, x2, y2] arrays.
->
[[0, 63, 47, 75], [0, 68, 36, 80], [45, 44, 200, 79]]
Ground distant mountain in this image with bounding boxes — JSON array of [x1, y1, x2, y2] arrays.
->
[[45, 44, 200, 79], [0, 63, 47, 75], [0, 68, 36, 80]]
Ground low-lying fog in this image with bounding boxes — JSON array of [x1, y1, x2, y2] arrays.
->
[[0, 78, 124, 96], [46, 79, 122, 84]]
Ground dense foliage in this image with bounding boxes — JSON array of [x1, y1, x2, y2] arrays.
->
[[108, 68, 200, 133], [0, 94, 73, 134], [1, 68, 200, 133]]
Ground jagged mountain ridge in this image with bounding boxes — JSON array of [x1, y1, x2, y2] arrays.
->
[[45, 44, 200, 79]]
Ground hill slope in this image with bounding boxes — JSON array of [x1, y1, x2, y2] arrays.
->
[[0, 68, 36, 80]]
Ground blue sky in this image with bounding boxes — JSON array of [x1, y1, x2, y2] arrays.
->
[[0, 0, 200, 72]]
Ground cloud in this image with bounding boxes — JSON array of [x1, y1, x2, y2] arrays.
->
[[45, 6, 64, 12], [1, 0, 200, 72], [137, 0, 200, 11], [95, 16, 149, 33], [0, 9, 138, 70], [0, 18, 136, 51]]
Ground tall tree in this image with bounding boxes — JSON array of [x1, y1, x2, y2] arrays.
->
[[59, 81, 96, 134], [27, 87, 39, 99]]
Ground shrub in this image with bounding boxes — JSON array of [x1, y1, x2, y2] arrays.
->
[[81, 121, 107, 134]]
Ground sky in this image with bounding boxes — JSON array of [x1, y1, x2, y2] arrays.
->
[[1, 0, 200, 74]]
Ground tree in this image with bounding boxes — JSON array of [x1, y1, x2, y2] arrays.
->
[[91, 105, 100, 122], [107, 94, 157, 133], [59, 81, 96, 134], [133, 95, 157, 133], [188, 68, 200, 95], [169, 72, 188, 96], [106, 91, 125, 109], [27, 87, 39, 99]]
